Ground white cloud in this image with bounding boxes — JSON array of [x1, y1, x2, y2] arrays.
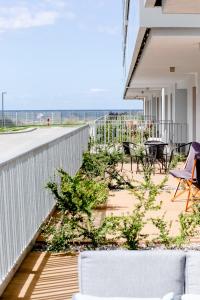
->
[[0, 7, 58, 31], [89, 88, 108, 93], [42, 0, 67, 8], [0, 1, 76, 32], [97, 25, 119, 35]]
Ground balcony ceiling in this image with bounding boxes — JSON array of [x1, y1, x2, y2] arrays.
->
[[125, 88, 161, 100], [163, 0, 200, 14], [126, 28, 200, 99]]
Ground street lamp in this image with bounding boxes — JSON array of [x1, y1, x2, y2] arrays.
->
[[2, 91, 7, 128]]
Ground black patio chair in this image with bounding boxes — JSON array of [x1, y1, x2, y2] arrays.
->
[[170, 142, 200, 211], [144, 140, 169, 173], [121, 141, 139, 173]]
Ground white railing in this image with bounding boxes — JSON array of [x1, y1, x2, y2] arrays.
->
[[90, 119, 187, 145], [0, 110, 143, 126], [0, 125, 89, 294]]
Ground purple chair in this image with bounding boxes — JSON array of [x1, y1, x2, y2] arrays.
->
[[170, 142, 200, 211]]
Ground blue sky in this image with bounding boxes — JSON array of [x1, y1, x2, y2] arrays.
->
[[0, 0, 142, 110]]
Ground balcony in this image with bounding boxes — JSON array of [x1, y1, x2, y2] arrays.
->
[[0, 120, 198, 299], [1, 158, 199, 299]]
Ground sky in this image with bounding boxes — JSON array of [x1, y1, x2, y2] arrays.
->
[[0, 0, 143, 110]]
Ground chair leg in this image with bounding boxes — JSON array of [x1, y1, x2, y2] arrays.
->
[[136, 158, 139, 174], [172, 179, 181, 201], [131, 156, 133, 173], [185, 187, 191, 212]]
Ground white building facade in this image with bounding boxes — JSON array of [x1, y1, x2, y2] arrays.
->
[[123, 0, 200, 143]]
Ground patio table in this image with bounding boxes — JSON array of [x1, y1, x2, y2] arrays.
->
[[144, 140, 169, 173]]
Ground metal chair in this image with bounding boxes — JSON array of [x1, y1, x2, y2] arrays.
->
[[170, 142, 200, 211], [144, 140, 169, 173], [121, 141, 139, 173]]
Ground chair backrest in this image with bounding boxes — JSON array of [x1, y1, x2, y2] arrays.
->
[[144, 140, 166, 160], [79, 251, 185, 298], [157, 144, 165, 159], [195, 153, 200, 185], [185, 142, 200, 173], [146, 144, 157, 159], [122, 142, 135, 155]]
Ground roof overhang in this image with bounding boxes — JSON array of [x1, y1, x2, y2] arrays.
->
[[125, 87, 161, 100], [124, 28, 200, 99], [162, 0, 200, 14]]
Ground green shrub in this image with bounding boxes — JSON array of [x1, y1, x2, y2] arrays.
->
[[47, 169, 108, 216], [42, 216, 78, 252], [169, 153, 186, 169], [152, 203, 200, 248], [81, 148, 133, 189]]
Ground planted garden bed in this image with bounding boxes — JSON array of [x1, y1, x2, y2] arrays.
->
[[39, 145, 200, 252]]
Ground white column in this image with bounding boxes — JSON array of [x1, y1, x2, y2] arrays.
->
[[195, 73, 200, 141], [145, 97, 150, 120], [172, 84, 176, 122], [150, 96, 153, 120], [143, 98, 146, 117], [161, 88, 165, 121], [161, 88, 166, 140]]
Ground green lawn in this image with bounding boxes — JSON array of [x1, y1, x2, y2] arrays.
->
[[0, 123, 86, 133]]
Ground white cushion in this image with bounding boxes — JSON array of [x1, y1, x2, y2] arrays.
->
[[72, 292, 174, 300], [182, 295, 200, 300], [185, 252, 200, 294]]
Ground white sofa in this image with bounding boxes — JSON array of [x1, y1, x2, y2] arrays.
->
[[73, 250, 200, 300]]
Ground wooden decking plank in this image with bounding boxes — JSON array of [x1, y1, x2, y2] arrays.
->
[[1, 252, 78, 300]]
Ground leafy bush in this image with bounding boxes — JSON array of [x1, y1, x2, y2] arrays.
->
[[152, 203, 200, 248], [81, 148, 134, 189], [151, 217, 173, 248], [120, 212, 145, 250], [42, 216, 78, 252], [47, 169, 108, 216], [43, 169, 113, 250]]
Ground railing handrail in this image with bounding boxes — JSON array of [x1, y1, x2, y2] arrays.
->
[[91, 119, 188, 145], [0, 125, 89, 169]]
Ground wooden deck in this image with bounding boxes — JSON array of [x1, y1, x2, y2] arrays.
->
[[1, 252, 78, 300]]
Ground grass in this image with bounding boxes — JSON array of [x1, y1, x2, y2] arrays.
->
[[0, 123, 86, 133], [0, 126, 28, 132]]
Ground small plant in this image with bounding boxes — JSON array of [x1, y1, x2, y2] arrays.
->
[[42, 216, 78, 252], [152, 203, 200, 248], [81, 148, 134, 189], [151, 217, 174, 248], [169, 153, 186, 169], [78, 217, 116, 249], [105, 169, 167, 250], [120, 212, 145, 250]]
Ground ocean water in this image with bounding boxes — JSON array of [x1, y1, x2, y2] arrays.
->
[[2, 109, 143, 126]]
